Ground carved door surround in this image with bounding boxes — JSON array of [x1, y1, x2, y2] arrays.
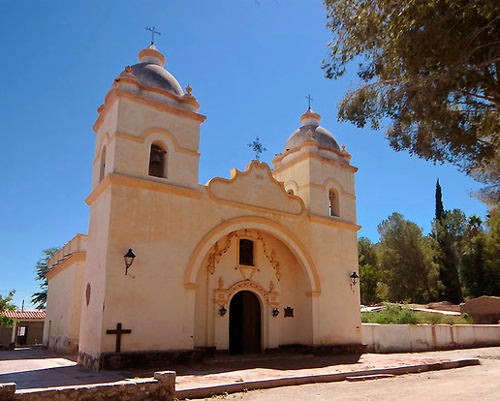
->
[[214, 279, 280, 308]]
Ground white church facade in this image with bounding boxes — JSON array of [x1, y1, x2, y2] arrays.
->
[[44, 44, 362, 370]]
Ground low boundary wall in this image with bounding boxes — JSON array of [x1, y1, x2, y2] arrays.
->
[[0, 371, 175, 401], [362, 323, 500, 353]]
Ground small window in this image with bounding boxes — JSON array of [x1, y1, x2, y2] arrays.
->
[[149, 144, 166, 177], [329, 189, 339, 217], [239, 239, 254, 266], [99, 147, 106, 182]]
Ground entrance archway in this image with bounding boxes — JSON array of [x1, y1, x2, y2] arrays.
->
[[229, 291, 261, 354]]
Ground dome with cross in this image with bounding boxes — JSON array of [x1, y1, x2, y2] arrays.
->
[[283, 108, 340, 152], [118, 44, 184, 96]]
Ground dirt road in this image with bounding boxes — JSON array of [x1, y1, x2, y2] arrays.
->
[[187, 348, 500, 401]]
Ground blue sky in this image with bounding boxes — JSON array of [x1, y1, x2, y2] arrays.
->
[[0, 1, 488, 308]]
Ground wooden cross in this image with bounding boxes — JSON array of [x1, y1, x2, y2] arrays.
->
[[305, 94, 313, 110], [106, 322, 131, 353], [145, 26, 161, 45]]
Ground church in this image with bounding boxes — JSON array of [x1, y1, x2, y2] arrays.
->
[[43, 43, 362, 370]]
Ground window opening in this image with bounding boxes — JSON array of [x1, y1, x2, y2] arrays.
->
[[239, 239, 254, 266], [329, 189, 339, 217], [149, 144, 166, 177]]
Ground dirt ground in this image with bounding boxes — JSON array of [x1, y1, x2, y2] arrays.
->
[[186, 347, 500, 401]]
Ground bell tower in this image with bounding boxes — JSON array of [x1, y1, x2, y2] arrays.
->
[[272, 108, 357, 224], [91, 44, 206, 191], [79, 45, 205, 368]]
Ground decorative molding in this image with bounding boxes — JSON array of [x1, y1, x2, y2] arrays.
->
[[273, 147, 358, 173], [257, 232, 281, 281], [214, 279, 279, 307], [204, 229, 282, 283], [207, 161, 304, 216], [85, 173, 202, 205], [206, 232, 237, 274]]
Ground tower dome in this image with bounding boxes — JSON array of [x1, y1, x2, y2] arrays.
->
[[117, 44, 184, 96], [283, 108, 340, 152]]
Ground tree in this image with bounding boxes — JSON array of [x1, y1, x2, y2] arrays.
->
[[377, 213, 440, 303], [0, 290, 16, 327], [435, 179, 445, 221], [358, 237, 382, 305], [31, 247, 58, 309], [323, 0, 500, 203], [461, 213, 500, 297], [433, 209, 467, 303]]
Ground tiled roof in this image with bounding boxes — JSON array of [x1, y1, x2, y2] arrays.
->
[[1, 310, 46, 320]]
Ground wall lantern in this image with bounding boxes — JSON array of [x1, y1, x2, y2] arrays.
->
[[350, 271, 360, 288], [124, 248, 136, 275], [272, 308, 280, 317], [218, 305, 227, 316]]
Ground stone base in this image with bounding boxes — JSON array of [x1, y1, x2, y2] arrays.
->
[[79, 349, 206, 371], [271, 343, 366, 357], [79, 343, 365, 371]]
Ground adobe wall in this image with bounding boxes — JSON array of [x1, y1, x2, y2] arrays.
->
[[0, 371, 175, 401], [362, 323, 500, 353]]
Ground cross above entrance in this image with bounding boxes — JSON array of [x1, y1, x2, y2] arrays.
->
[[106, 322, 132, 353]]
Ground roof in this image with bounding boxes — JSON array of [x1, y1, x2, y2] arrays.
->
[[1, 310, 46, 320], [284, 109, 340, 152], [118, 45, 184, 96]]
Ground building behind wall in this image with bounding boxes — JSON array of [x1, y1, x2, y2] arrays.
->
[[44, 44, 362, 370]]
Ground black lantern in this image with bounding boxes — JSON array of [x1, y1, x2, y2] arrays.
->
[[218, 305, 227, 316], [350, 271, 360, 287], [124, 248, 136, 275], [272, 308, 280, 317]]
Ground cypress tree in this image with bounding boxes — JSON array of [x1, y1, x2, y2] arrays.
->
[[435, 179, 445, 221]]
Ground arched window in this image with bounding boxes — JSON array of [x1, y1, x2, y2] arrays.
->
[[99, 146, 106, 182], [329, 189, 339, 217], [149, 144, 166, 178], [239, 239, 254, 266]]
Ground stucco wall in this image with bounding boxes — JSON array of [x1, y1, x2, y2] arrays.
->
[[362, 323, 500, 353], [44, 259, 85, 354]]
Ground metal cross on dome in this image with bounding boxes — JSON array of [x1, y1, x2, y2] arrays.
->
[[248, 137, 267, 161], [145, 26, 161, 45], [306, 94, 314, 110]]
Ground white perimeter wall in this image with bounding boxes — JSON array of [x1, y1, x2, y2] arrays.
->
[[362, 323, 500, 353]]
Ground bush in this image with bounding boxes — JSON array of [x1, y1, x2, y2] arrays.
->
[[361, 304, 473, 324]]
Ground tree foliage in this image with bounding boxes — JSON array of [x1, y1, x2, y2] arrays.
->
[[433, 209, 467, 303], [31, 247, 58, 309], [323, 0, 500, 203], [461, 213, 500, 297], [358, 237, 382, 305], [0, 290, 16, 328], [377, 213, 440, 303]]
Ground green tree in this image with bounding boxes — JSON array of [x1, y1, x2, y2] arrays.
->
[[433, 209, 467, 303], [31, 247, 58, 309], [462, 213, 500, 297], [358, 237, 382, 305], [435, 179, 445, 221], [0, 290, 16, 327], [323, 0, 500, 203], [377, 213, 440, 303]]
